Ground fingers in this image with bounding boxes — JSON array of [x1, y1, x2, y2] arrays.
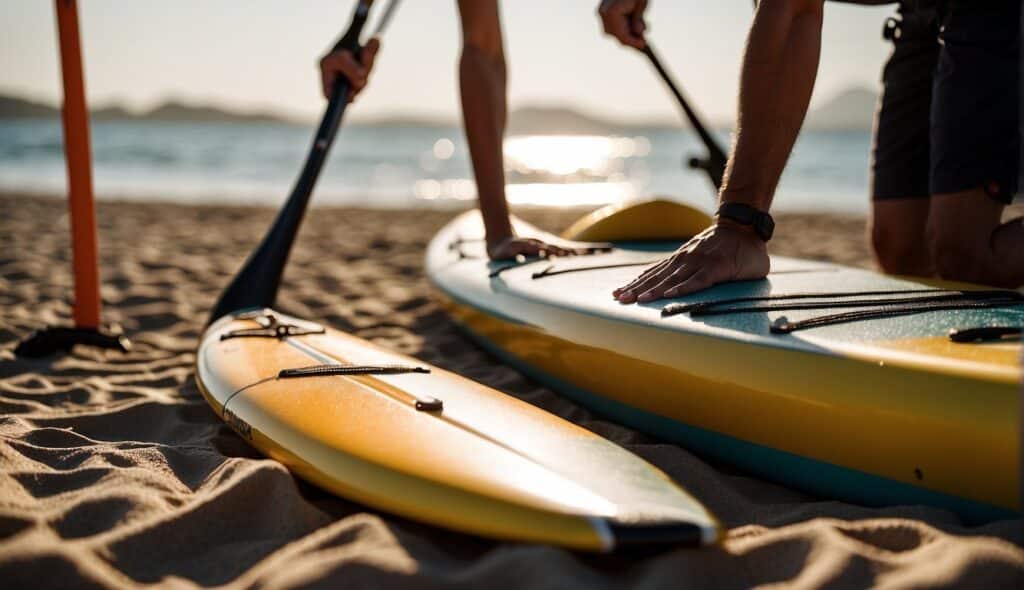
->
[[614, 259, 676, 303], [612, 258, 669, 297], [362, 38, 380, 70], [489, 239, 531, 260], [544, 242, 574, 257], [637, 264, 697, 303], [612, 258, 670, 296], [488, 238, 575, 260], [319, 55, 335, 100], [318, 44, 375, 99], [524, 239, 569, 257], [339, 52, 367, 97], [616, 270, 668, 303], [630, 0, 647, 38], [598, 0, 646, 50], [511, 241, 547, 258], [663, 268, 715, 299], [612, 222, 772, 304], [638, 266, 718, 303], [357, 39, 380, 100]]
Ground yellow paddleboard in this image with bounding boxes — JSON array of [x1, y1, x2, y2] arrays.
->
[[196, 309, 721, 551]]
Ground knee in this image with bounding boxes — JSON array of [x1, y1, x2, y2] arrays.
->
[[871, 223, 929, 276], [926, 227, 985, 283]]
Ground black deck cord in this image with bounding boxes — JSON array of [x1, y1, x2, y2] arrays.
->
[[691, 290, 1020, 318], [448, 237, 484, 260], [206, 1, 387, 325], [220, 323, 326, 341], [661, 288, 1006, 317], [658, 287, 1024, 334], [532, 260, 662, 279], [489, 255, 552, 278], [448, 237, 485, 250], [531, 261, 838, 281], [278, 364, 429, 378], [487, 246, 615, 278], [643, 44, 728, 191], [771, 298, 1024, 334]]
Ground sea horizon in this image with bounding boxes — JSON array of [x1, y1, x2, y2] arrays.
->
[[0, 118, 877, 215]]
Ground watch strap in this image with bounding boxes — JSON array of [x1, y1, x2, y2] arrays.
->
[[716, 202, 775, 241]]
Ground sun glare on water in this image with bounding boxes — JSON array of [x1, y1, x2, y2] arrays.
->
[[414, 134, 649, 207], [503, 135, 647, 206]]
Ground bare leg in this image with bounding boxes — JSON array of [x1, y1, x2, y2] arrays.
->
[[926, 188, 1024, 287], [870, 198, 932, 277]]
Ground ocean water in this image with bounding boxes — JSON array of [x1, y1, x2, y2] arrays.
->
[[0, 120, 873, 214]]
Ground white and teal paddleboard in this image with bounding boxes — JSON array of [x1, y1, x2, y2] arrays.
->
[[426, 199, 1022, 523]]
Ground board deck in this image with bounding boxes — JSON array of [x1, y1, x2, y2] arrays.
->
[[426, 204, 1022, 522], [196, 309, 721, 551]]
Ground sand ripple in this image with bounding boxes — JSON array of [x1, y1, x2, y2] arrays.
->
[[1, 194, 1020, 588]]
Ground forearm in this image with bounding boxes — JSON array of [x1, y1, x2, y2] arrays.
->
[[458, 34, 513, 246], [721, 0, 824, 210]]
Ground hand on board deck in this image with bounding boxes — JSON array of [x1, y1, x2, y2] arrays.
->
[[319, 38, 381, 100], [487, 236, 599, 261], [598, 0, 648, 50], [613, 221, 770, 303]]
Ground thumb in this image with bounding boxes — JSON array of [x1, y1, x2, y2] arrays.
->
[[361, 38, 381, 69]]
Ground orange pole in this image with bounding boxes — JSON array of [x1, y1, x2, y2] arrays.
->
[[54, 0, 102, 329]]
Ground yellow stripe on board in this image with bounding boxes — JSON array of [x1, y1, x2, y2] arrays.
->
[[438, 296, 1019, 511]]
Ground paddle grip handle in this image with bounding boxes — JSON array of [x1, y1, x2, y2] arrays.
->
[[327, 0, 372, 99], [332, 1, 370, 54]]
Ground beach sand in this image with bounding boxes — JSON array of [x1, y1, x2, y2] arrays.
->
[[1, 192, 1021, 588]]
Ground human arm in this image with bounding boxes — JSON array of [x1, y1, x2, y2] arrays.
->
[[457, 0, 583, 259], [601, 0, 825, 302]]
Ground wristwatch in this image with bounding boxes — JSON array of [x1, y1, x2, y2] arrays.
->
[[716, 202, 775, 242]]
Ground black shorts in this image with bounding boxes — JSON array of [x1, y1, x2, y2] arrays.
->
[[871, 0, 1020, 203]]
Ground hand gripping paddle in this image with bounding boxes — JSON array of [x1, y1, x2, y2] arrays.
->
[[208, 0, 401, 324]]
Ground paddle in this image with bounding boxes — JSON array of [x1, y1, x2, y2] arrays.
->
[[208, 0, 401, 325], [641, 44, 728, 192]]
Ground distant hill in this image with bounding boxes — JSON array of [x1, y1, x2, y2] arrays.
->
[[805, 86, 878, 130], [351, 114, 452, 129], [507, 105, 618, 136], [0, 95, 58, 118], [0, 93, 294, 124], [90, 105, 134, 120], [2, 86, 880, 131], [353, 105, 631, 135], [126, 101, 287, 123]]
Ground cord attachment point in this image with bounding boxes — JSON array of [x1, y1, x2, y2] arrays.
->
[[948, 326, 1022, 343]]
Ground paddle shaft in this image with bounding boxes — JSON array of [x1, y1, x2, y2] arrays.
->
[[208, 1, 378, 324], [642, 44, 728, 191]]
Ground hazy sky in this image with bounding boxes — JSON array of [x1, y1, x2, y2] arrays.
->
[[2, 1, 894, 124]]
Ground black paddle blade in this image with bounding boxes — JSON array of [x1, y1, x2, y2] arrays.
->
[[206, 2, 373, 325]]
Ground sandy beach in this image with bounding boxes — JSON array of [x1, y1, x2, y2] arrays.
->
[[1, 192, 1021, 588]]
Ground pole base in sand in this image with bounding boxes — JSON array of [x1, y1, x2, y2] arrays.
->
[[14, 326, 131, 357]]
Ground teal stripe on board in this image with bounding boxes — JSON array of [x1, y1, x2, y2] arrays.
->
[[451, 320, 1017, 525]]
